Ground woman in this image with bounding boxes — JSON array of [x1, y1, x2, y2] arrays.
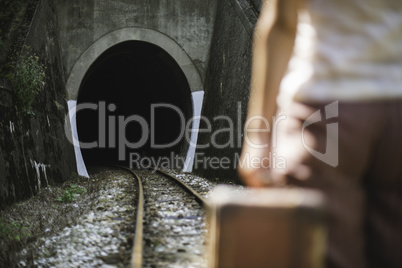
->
[[238, 0, 402, 267]]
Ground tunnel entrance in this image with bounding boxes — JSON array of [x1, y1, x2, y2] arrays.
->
[[76, 41, 192, 166]]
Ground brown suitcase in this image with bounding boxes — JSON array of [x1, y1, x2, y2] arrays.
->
[[207, 186, 326, 268]]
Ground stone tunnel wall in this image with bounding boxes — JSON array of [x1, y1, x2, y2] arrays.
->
[[55, 0, 218, 85], [0, 0, 262, 207], [193, 0, 259, 181], [0, 0, 76, 207], [54, 0, 260, 182]]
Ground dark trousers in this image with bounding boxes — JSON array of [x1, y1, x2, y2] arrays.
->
[[272, 100, 402, 268]]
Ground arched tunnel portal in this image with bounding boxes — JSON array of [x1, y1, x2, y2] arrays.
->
[[76, 41, 193, 166]]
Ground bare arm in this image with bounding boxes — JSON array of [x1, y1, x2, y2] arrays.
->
[[238, 0, 299, 187]]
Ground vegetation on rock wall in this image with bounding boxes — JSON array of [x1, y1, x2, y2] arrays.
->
[[0, 0, 39, 80], [7, 47, 46, 115]]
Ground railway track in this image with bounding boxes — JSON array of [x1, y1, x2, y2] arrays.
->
[[24, 166, 212, 267], [117, 167, 209, 268]]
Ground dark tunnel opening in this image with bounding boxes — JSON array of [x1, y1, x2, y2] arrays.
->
[[76, 41, 193, 167]]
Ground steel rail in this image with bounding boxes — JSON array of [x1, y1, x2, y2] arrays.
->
[[107, 165, 208, 267], [107, 165, 144, 268], [152, 168, 210, 208], [130, 169, 144, 268]]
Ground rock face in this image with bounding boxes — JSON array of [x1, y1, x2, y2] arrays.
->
[[0, 0, 75, 207], [193, 0, 258, 181]]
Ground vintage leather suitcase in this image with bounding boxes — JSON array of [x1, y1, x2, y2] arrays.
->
[[207, 186, 326, 268]]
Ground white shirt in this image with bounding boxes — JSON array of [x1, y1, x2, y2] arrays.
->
[[278, 0, 402, 107]]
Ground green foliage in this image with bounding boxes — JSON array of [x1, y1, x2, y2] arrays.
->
[[57, 184, 87, 203], [0, 218, 31, 242], [9, 47, 46, 115]]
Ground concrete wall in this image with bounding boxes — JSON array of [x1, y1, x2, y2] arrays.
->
[[65, 27, 204, 100], [56, 0, 259, 181], [55, 0, 218, 86], [193, 0, 259, 181], [0, 0, 76, 207], [55, 0, 218, 176]]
